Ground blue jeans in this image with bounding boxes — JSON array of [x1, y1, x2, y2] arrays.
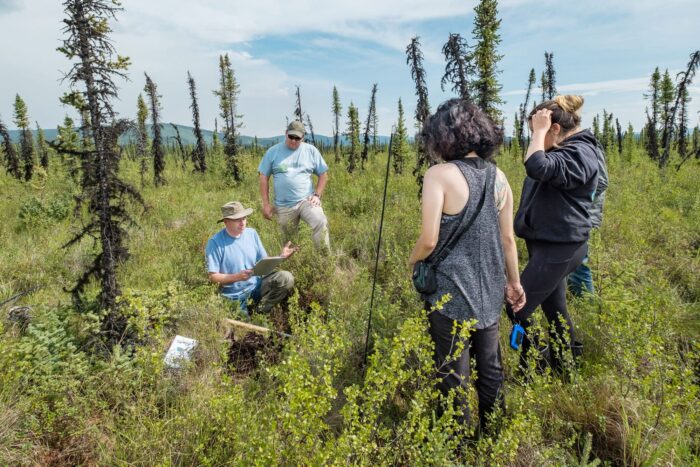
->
[[237, 281, 263, 317], [567, 253, 593, 296]]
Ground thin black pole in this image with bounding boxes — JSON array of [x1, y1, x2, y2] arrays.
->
[[363, 134, 393, 365]]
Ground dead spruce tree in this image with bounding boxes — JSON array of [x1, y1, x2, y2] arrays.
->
[[406, 36, 431, 191], [517, 68, 536, 153], [305, 114, 317, 146], [58, 0, 143, 335], [441, 32, 474, 101], [0, 117, 21, 179], [214, 54, 243, 182], [666, 50, 700, 169], [332, 85, 342, 162], [144, 72, 165, 185], [14, 94, 35, 181], [544, 51, 557, 100], [361, 83, 378, 169], [294, 85, 303, 122], [188, 71, 207, 173]]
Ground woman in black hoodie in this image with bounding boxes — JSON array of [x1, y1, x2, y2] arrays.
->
[[508, 95, 601, 373]]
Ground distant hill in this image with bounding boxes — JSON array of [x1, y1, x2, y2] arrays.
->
[[5, 124, 396, 148]]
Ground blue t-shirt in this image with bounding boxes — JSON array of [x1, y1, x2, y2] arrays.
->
[[258, 142, 328, 207], [205, 227, 267, 301]]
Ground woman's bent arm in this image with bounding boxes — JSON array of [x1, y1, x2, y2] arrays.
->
[[409, 167, 444, 266]]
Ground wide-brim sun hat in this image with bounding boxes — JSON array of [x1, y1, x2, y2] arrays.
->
[[218, 201, 254, 222]]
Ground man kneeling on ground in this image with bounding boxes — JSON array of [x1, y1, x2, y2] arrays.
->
[[206, 201, 296, 316]]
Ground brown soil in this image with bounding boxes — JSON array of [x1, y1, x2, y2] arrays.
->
[[227, 332, 281, 376]]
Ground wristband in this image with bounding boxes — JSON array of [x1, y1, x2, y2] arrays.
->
[[312, 192, 321, 199]]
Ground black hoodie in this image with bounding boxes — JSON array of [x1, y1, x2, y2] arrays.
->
[[514, 129, 600, 243]]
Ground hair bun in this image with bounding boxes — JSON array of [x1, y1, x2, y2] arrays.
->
[[554, 95, 584, 115]]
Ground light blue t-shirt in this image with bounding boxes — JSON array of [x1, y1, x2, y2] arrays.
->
[[258, 142, 329, 207], [205, 227, 267, 301]]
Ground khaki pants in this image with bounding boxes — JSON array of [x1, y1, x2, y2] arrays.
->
[[275, 199, 330, 249], [257, 270, 295, 313]]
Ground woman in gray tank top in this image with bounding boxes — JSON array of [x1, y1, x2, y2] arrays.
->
[[409, 99, 525, 435]]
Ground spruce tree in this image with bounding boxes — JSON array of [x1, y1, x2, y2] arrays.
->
[[392, 98, 408, 174], [305, 114, 316, 146], [643, 67, 661, 161], [58, 0, 143, 325], [623, 122, 635, 163], [14, 94, 35, 181], [602, 110, 612, 152], [294, 85, 303, 122], [214, 54, 243, 182], [676, 88, 689, 158], [0, 117, 21, 179], [518, 68, 536, 152], [544, 52, 557, 99], [472, 0, 504, 121], [511, 112, 522, 158], [332, 86, 342, 162], [658, 69, 675, 158], [692, 125, 699, 159], [144, 72, 165, 185], [345, 102, 360, 173], [136, 93, 148, 186], [664, 51, 699, 169], [212, 118, 221, 153], [592, 114, 601, 142], [540, 70, 547, 102], [188, 71, 207, 173], [441, 33, 473, 101], [406, 36, 431, 189], [57, 116, 81, 149], [36, 123, 49, 170], [361, 83, 378, 169], [615, 118, 623, 157], [371, 92, 379, 151]]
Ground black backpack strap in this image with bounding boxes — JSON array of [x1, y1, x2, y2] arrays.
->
[[431, 162, 493, 265]]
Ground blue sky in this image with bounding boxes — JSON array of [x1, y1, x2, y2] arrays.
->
[[0, 0, 698, 137]]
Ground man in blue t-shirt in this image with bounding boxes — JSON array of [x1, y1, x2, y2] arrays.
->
[[258, 120, 330, 249], [205, 201, 296, 316]]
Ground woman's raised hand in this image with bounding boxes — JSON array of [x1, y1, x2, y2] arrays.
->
[[530, 109, 553, 133]]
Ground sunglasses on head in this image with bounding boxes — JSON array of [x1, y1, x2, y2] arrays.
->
[[287, 134, 302, 141]]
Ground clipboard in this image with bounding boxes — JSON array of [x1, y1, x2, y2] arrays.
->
[[253, 256, 285, 276]]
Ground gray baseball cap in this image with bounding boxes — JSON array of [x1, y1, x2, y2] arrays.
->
[[287, 120, 305, 138]]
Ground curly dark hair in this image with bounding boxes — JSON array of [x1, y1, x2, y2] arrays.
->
[[421, 98, 503, 162]]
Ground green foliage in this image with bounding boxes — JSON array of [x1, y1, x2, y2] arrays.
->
[[345, 101, 360, 173], [391, 98, 408, 174], [1, 145, 700, 464], [472, 0, 504, 121], [17, 195, 71, 227]]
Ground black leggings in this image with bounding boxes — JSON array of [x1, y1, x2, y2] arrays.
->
[[428, 310, 504, 430], [506, 240, 587, 351]]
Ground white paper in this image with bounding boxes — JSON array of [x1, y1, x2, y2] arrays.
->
[[164, 335, 197, 369]]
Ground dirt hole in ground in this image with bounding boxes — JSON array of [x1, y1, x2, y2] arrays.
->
[[227, 332, 282, 376]]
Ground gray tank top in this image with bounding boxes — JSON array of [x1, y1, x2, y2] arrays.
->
[[424, 158, 506, 328]]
